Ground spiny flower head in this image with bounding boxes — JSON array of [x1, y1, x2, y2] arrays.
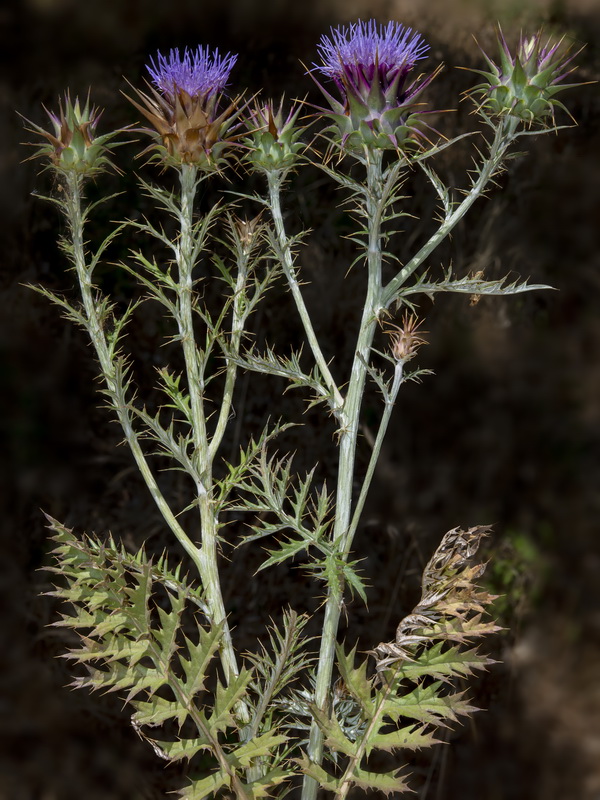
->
[[23, 93, 120, 176], [244, 98, 305, 173], [312, 20, 439, 151], [126, 45, 243, 169], [468, 28, 583, 125]]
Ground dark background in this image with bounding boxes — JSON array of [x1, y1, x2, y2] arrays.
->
[[1, 0, 599, 798]]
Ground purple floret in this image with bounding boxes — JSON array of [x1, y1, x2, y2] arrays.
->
[[316, 20, 429, 84], [147, 46, 237, 98]]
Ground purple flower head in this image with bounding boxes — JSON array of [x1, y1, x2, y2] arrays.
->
[[316, 20, 429, 98], [312, 20, 438, 151], [147, 46, 237, 100], [127, 44, 243, 168]]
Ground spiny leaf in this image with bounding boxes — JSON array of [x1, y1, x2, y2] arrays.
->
[[208, 671, 254, 733], [335, 644, 374, 717], [179, 770, 230, 800], [225, 732, 289, 769], [368, 724, 439, 753], [351, 765, 411, 796]]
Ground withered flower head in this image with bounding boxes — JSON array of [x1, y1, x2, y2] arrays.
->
[[384, 312, 427, 362], [126, 45, 244, 169]]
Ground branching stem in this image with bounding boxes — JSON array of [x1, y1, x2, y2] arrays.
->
[[267, 171, 344, 417], [382, 120, 516, 307], [176, 164, 242, 690], [64, 172, 206, 580]]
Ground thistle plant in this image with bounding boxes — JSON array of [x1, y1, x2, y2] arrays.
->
[[27, 20, 582, 800]]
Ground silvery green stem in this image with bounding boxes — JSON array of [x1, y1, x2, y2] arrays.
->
[[208, 239, 249, 463], [176, 164, 241, 688], [382, 120, 516, 307], [302, 149, 385, 800], [344, 360, 404, 556], [64, 171, 206, 583], [267, 172, 344, 416]]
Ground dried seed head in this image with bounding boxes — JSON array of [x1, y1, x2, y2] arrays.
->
[[232, 213, 263, 254], [384, 313, 427, 362]]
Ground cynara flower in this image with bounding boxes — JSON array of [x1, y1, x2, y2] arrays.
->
[[468, 28, 582, 125], [126, 45, 243, 168], [312, 20, 439, 151], [146, 46, 237, 100]]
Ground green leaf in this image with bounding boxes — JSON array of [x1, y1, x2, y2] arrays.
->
[[352, 765, 411, 796], [368, 724, 439, 753], [244, 767, 291, 799], [158, 736, 211, 762], [335, 644, 374, 717], [397, 642, 486, 681], [179, 770, 229, 800], [297, 758, 340, 793], [179, 625, 223, 696], [132, 696, 189, 728], [208, 671, 253, 733], [310, 705, 358, 758], [225, 732, 288, 769]]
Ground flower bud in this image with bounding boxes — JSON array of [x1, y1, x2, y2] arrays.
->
[[468, 28, 582, 125], [244, 99, 304, 174], [23, 93, 118, 176]]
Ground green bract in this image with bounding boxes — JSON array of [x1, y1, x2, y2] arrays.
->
[[245, 100, 305, 173], [24, 93, 121, 176], [468, 28, 583, 124]]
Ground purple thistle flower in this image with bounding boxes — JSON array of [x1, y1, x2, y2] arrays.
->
[[147, 46, 237, 99], [126, 44, 243, 168], [316, 19, 429, 95], [312, 20, 438, 151]]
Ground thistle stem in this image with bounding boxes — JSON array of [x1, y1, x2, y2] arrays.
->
[[344, 361, 404, 556], [208, 237, 249, 463], [64, 172, 206, 587], [176, 164, 241, 688], [267, 172, 344, 417], [301, 149, 385, 800]]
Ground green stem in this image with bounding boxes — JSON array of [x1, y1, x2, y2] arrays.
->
[[64, 172, 205, 585], [301, 150, 385, 800], [344, 361, 404, 556], [267, 172, 344, 416], [382, 121, 516, 308], [208, 241, 249, 463], [176, 164, 241, 688]]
